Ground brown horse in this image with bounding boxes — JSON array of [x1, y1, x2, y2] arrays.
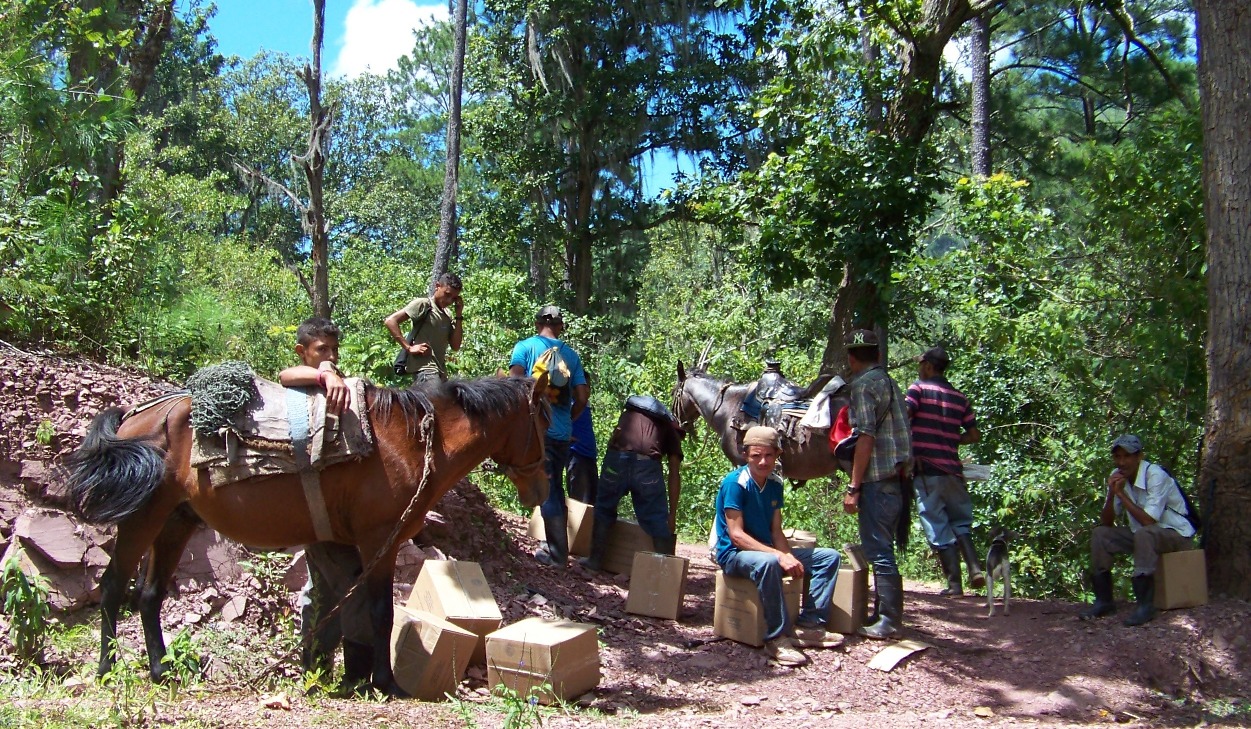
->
[[672, 361, 843, 484], [65, 375, 550, 695]]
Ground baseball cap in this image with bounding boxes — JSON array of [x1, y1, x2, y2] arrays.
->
[[844, 329, 879, 349], [536, 305, 564, 323], [1111, 434, 1142, 454], [915, 346, 950, 367]]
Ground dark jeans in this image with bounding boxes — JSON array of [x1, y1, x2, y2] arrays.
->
[[539, 438, 573, 519], [299, 542, 371, 657], [567, 451, 599, 504], [859, 478, 902, 577], [595, 449, 669, 539]]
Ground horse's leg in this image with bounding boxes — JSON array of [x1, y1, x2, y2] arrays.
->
[[97, 503, 181, 678], [136, 504, 201, 682]]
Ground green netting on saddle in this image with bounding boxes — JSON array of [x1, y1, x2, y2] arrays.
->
[[185, 360, 259, 436]]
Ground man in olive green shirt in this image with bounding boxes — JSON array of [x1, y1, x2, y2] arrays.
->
[[384, 272, 464, 384]]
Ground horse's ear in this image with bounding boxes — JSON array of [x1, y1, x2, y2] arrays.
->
[[495, 367, 507, 378], [530, 371, 550, 403], [677, 361, 686, 382]]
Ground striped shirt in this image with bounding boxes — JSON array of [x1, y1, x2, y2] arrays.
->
[[905, 377, 976, 476]]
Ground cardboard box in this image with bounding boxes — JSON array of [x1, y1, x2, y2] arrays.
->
[[783, 528, 818, 550], [1155, 548, 1208, 610], [486, 617, 600, 704], [828, 544, 869, 635], [712, 571, 802, 647], [625, 552, 689, 620], [406, 561, 503, 665], [602, 519, 655, 575], [390, 605, 479, 700], [527, 499, 595, 556]]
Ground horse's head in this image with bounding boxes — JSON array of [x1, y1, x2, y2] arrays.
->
[[672, 361, 701, 436], [493, 373, 552, 508]]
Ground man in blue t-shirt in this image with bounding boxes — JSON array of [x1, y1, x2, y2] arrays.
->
[[714, 426, 843, 667], [509, 305, 590, 567], [567, 405, 598, 505]]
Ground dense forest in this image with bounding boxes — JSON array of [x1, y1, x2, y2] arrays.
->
[[1, 0, 1246, 601]]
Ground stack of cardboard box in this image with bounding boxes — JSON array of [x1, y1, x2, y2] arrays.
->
[[390, 606, 479, 700], [404, 561, 503, 665], [1154, 548, 1208, 609], [828, 544, 869, 635]]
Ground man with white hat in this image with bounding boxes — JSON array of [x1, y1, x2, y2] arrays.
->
[[1079, 434, 1196, 626], [712, 425, 843, 667]]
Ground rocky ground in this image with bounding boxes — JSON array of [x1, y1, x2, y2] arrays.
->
[[1, 342, 1248, 728]]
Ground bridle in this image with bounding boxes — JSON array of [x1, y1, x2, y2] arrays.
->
[[672, 372, 730, 435], [501, 398, 549, 482]]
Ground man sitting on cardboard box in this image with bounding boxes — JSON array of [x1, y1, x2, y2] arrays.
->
[[713, 426, 843, 667], [1079, 434, 1196, 626]]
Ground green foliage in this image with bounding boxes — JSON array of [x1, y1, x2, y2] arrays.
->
[[33, 420, 54, 446], [0, 552, 52, 661], [160, 629, 202, 686]]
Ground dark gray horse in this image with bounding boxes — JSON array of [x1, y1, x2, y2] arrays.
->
[[672, 361, 844, 484]]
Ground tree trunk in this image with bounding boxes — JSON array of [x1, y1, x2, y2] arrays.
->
[[820, 263, 878, 375], [1195, 0, 1251, 598], [431, 0, 468, 294], [969, 13, 991, 177], [298, 0, 333, 319]]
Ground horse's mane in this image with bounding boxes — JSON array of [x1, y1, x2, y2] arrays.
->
[[368, 376, 534, 428]]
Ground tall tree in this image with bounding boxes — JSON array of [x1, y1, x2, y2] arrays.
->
[[235, 0, 335, 318], [1195, 0, 1251, 597], [969, 13, 992, 176], [431, 0, 469, 289]]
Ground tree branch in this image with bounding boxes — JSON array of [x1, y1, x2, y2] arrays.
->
[[1096, 0, 1194, 111]]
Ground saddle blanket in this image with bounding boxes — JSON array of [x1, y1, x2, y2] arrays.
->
[[189, 376, 374, 488]]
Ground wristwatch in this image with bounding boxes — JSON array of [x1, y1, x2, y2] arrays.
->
[[846, 485, 861, 495]]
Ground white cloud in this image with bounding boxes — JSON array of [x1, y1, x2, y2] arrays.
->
[[332, 0, 449, 78]]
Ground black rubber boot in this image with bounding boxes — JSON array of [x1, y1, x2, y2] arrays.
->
[[1078, 570, 1117, 620], [858, 573, 904, 640], [578, 517, 613, 571], [651, 534, 677, 557], [955, 533, 986, 589], [341, 640, 374, 686], [938, 546, 964, 597], [1123, 575, 1157, 626], [536, 513, 570, 567]]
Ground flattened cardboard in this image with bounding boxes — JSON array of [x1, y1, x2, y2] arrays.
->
[[867, 639, 932, 672], [390, 605, 479, 700], [486, 617, 600, 704], [602, 519, 654, 575], [1155, 548, 1208, 610], [406, 561, 503, 665], [828, 543, 869, 635], [527, 499, 595, 556], [713, 571, 802, 647], [625, 552, 689, 620]]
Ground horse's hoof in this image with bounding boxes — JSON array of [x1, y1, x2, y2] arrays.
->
[[370, 679, 406, 699]]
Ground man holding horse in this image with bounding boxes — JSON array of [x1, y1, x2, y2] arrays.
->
[[278, 317, 373, 684], [510, 305, 590, 567], [842, 329, 912, 640], [384, 272, 465, 385], [714, 425, 843, 666]]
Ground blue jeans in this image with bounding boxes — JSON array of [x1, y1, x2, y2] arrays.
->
[[721, 547, 842, 641], [859, 478, 902, 576], [914, 472, 973, 548], [595, 449, 670, 539], [539, 439, 573, 519]]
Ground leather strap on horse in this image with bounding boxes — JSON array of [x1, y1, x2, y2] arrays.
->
[[287, 388, 335, 542]]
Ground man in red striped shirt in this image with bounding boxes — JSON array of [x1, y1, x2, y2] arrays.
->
[[905, 346, 984, 597]]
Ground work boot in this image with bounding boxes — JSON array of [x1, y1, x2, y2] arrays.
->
[[1123, 575, 1157, 626], [536, 513, 570, 567], [577, 517, 613, 571], [858, 573, 904, 640], [341, 640, 374, 686], [651, 533, 677, 557], [1078, 570, 1117, 620], [937, 546, 964, 597], [955, 533, 986, 589], [762, 636, 809, 667]]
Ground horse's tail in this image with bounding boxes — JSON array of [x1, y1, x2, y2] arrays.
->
[[895, 472, 914, 551], [65, 408, 166, 524]]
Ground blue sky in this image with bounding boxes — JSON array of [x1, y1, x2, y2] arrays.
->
[[200, 0, 691, 194], [203, 0, 448, 77]]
